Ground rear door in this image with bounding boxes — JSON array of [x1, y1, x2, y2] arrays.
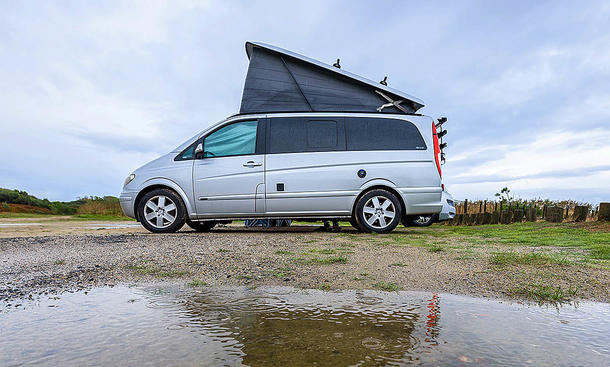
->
[[193, 119, 266, 216], [265, 116, 355, 215]]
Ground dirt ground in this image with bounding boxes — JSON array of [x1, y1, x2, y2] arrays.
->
[[0, 218, 608, 304]]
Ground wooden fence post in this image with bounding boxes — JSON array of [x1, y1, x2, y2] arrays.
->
[[573, 206, 588, 222], [543, 204, 547, 219], [598, 203, 610, 221]]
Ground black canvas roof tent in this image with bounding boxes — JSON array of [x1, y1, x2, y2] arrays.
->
[[239, 42, 425, 115]]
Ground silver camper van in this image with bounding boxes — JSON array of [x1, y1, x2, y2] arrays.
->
[[120, 42, 447, 234]]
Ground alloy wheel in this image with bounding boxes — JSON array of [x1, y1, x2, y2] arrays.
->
[[143, 195, 177, 229], [362, 195, 396, 229], [414, 215, 433, 225]]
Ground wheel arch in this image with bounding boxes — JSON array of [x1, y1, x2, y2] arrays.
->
[[351, 180, 407, 221], [133, 179, 193, 221]]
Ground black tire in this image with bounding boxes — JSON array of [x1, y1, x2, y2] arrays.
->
[[403, 214, 438, 227], [137, 188, 186, 233], [354, 189, 402, 234], [186, 220, 216, 232], [349, 216, 363, 232]]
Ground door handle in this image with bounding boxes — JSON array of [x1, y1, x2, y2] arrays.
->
[[243, 161, 262, 167]]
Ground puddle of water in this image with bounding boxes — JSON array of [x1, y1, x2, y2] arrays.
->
[[0, 223, 44, 227], [80, 223, 141, 229], [0, 286, 608, 366]]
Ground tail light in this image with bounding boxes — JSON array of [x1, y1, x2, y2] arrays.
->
[[432, 121, 442, 178]]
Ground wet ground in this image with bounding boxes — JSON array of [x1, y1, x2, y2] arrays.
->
[[1, 219, 609, 304], [1, 285, 608, 366]]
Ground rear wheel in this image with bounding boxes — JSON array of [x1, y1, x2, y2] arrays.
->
[[403, 214, 438, 227], [138, 189, 186, 233], [186, 220, 216, 232], [349, 216, 363, 232], [355, 189, 402, 234]]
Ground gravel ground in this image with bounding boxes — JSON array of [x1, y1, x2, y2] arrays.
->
[[1, 221, 608, 303]]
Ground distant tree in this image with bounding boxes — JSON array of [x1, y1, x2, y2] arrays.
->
[[495, 187, 514, 210]]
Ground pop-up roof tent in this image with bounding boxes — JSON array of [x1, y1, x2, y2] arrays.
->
[[239, 42, 425, 115]]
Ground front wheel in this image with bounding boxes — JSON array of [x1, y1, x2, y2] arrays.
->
[[186, 220, 216, 232], [138, 189, 186, 233], [354, 189, 402, 234]]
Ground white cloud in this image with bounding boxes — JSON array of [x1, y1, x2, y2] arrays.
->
[[1, 0, 609, 203], [454, 128, 610, 179]]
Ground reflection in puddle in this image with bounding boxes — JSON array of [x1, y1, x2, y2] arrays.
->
[[1, 286, 608, 366]]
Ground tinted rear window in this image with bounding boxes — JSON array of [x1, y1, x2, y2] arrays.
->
[[345, 117, 426, 151], [269, 117, 345, 153]]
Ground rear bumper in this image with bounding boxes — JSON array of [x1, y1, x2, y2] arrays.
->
[[438, 192, 456, 221], [438, 210, 455, 221]]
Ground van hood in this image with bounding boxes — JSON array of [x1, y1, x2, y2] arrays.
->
[[134, 153, 177, 175]]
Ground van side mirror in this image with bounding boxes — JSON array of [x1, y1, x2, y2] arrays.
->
[[194, 142, 204, 159]]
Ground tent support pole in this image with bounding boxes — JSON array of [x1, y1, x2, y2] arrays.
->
[[280, 56, 314, 111]]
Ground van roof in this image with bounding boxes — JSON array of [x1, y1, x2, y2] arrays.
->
[[240, 42, 425, 115]]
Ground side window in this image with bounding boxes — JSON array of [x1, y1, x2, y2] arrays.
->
[[269, 117, 345, 154], [175, 139, 201, 161], [346, 117, 426, 151], [204, 120, 258, 158], [307, 120, 338, 148], [178, 141, 198, 160]]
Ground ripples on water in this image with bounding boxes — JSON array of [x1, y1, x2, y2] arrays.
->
[[1, 285, 608, 366]]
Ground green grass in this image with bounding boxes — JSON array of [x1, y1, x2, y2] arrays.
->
[[311, 256, 348, 264], [125, 264, 187, 278], [509, 284, 578, 303], [589, 245, 610, 260], [0, 212, 133, 221], [70, 214, 134, 221], [188, 279, 208, 287], [490, 251, 570, 266], [0, 212, 57, 218], [390, 262, 408, 267], [318, 283, 332, 291], [271, 267, 293, 278], [444, 222, 609, 262], [291, 254, 348, 265], [447, 222, 608, 247], [217, 248, 231, 253], [55, 259, 65, 265], [125, 264, 157, 275], [274, 250, 294, 255], [308, 248, 337, 254], [426, 244, 444, 252], [157, 270, 188, 277], [374, 281, 398, 291]]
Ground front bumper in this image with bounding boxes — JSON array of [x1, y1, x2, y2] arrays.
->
[[119, 191, 137, 219]]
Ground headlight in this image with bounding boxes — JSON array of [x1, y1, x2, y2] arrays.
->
[[123, 174, 136, 187]]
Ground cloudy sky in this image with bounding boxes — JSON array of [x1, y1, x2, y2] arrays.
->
[[1, 0, 609, 203]]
